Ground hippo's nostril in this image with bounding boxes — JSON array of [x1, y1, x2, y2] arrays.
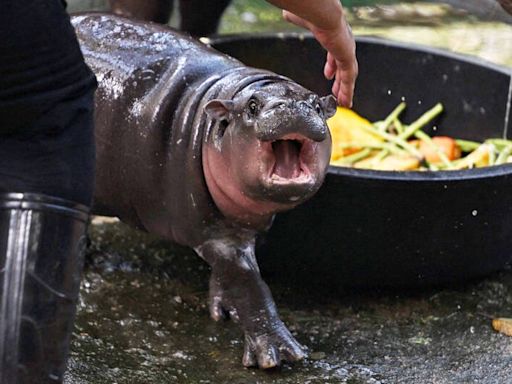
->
[[297, 101, 311, 109]]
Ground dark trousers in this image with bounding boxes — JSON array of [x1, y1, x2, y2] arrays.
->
[[0, 0, 97, 206]]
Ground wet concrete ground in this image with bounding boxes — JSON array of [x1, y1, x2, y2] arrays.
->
[[65, 219, 512, 384]]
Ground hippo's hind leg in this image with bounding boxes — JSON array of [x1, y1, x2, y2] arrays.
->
[[109, 0, 174, 24], [179, 0, 231, 36], [195, 236, 306, 369]]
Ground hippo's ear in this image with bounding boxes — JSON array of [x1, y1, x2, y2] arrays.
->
[[204, 99, 234, 121], [320, 95, 337, 119]]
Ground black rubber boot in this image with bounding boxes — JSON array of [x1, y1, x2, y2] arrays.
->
[[0, 193, 90, 384]]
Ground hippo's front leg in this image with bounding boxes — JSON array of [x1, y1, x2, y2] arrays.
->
[[196, 238, 306, 368]]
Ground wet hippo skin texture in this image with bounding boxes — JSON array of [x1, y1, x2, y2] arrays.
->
[[72, 13, 335, 369]]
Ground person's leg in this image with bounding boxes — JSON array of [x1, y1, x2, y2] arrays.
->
[[0, 193, 90, 383], [0, 91, 96, 206], [179, 0, 231, 36], [0, 0, 97, 205], [498, 0, 512, 14], [109, 0, 174, 25], [0, 1, 97, 382]]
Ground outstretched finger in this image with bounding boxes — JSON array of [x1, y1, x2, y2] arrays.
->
[[324, 52, 336, 80], [335, 56, 358, 107], [332, 77, 340, 103], [335, 77, 354, 108]]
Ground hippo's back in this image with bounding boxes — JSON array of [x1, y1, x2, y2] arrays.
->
[[72, 14, 242, 225], [72, 13, 239, 91]]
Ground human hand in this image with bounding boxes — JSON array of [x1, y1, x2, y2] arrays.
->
[[283, 10, 358, 108]]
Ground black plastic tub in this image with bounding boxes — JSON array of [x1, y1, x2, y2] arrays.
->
[[210, 34, 512, 288]]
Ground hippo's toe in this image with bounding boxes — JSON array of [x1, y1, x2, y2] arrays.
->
[[242, 326, 307, 368]]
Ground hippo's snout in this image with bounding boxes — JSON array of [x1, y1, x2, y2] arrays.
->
[[204, 82, 333, 206], [255, 105, 329, 143], [254, 93, 336, 144]]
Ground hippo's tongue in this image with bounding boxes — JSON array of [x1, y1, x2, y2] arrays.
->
[[272, 140, 301, 179]]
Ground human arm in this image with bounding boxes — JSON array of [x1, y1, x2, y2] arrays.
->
[[265, 0, 358, 107], [497, 0, 512, 14]]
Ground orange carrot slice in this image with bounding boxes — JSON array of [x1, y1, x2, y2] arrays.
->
[[418, 136, 461, 163]]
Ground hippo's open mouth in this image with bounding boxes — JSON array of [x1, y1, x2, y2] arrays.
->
[[267, 134, 314, 184]]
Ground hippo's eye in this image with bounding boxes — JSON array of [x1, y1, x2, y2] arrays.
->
[[315, 104, 323, 115], [248, 99, 259, 116]]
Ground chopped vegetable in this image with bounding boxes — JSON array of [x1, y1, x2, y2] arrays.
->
[[451, 144, 493, 170], [327, 102, 512, 171], [355, 154, 421, 171], [417, 135, 461, 164], [492, 318, 512, 337], [328, 107, 382, 162]]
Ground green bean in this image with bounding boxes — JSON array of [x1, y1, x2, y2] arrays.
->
[[336, 142, 408, 156], [428, 163, 440, 171], [400, 103, 444, 140], [489, 144, 497, 166], [377, 102, 407, 132], [496, 145, 512, 165], [393, 118, 405, 135], [336, 148, 372, 165], [485, 139, 512, 150], [451, 144, 493, 170], [414, 130, 452, 168], [371, 150, 390, 165], [369, 103, 443, 163], [448, 158, 465, 167], [456, 139, 481, 153], [359, 124, 423, 158]]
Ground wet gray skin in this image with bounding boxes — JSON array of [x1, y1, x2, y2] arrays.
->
[[72, 13, 334, 368]]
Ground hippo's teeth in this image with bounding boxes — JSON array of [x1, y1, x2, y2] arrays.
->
[[271, 139, 302, 179]]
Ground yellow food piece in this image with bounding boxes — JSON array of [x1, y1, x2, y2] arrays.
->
[[327, 107, 383, 162], [492, 318, 512, 336], [451, 144, 492, 170], [355, 154, 421, 171]]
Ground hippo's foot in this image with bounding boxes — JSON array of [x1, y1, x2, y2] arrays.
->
[[209, 269, 306, 368], [196, 237, 307, 368], [241, 320, 306, 368]]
